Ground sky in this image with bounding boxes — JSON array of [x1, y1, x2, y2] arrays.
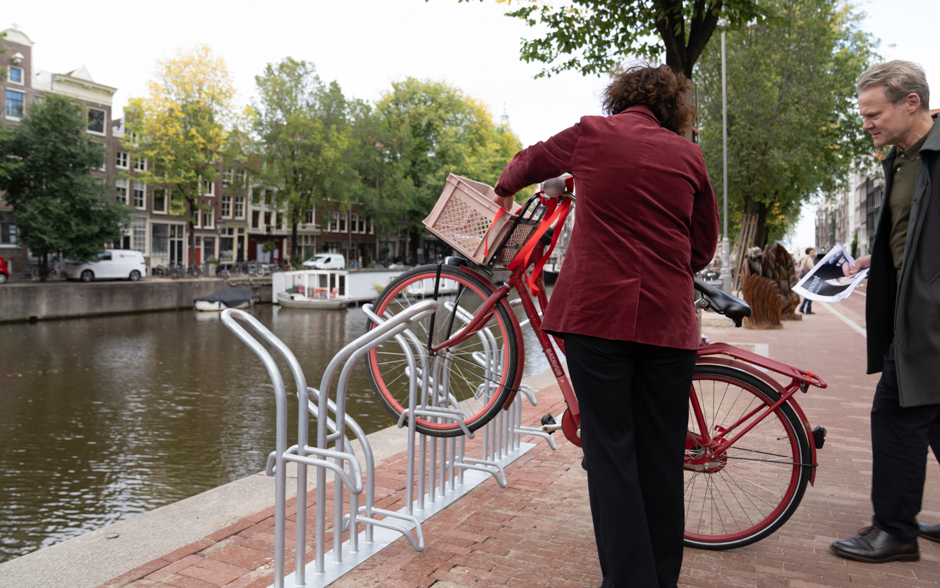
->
[[5, 0, 936, 250]]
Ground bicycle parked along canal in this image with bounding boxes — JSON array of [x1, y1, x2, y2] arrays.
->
[[366, 175, 828, 550]]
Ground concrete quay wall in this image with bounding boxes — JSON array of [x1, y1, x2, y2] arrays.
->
[[0, 279, 271, 323]]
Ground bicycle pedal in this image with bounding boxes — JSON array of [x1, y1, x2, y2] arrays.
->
[[540, 413, 562, 434], [812, 426, 826, 449]]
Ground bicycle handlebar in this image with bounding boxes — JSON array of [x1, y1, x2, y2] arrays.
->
[[541, 175, 568, 198]]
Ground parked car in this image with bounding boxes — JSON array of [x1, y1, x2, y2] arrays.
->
[[61, 250, 147, 282], [302, 253, 345, 270], [0, 256, 8, 284]]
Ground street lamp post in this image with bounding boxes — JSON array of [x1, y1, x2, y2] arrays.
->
[[719, 29, 733, 293]]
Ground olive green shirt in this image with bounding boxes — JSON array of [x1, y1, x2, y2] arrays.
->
[[888, 128, 931, 271]]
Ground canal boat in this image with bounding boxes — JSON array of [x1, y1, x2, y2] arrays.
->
[[275, 269, 352, 310], [194, 287, 261, 312]]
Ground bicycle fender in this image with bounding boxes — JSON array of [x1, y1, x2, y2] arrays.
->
[[456, 265, 525, 411], [696, 357, 818, 485]]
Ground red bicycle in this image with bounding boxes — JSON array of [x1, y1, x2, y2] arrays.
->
[[366, 177, 827, 549]]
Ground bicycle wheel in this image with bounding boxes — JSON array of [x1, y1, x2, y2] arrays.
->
[[366, 264, 518, 437], [684, 364, 812, 550]]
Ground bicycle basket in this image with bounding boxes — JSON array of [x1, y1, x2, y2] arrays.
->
[[490, 194, 548, 266], [423, 174, 522, 265]]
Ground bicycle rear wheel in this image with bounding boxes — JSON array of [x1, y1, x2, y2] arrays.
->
[[366, 264, 518, 437], [684, 364, 812, 550]]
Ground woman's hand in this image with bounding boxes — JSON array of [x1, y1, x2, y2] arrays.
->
[[843, 255, 871, 276]]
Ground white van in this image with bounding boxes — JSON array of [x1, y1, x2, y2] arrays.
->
[[62, 249, 147, 282], [303, 253, 345, 270]]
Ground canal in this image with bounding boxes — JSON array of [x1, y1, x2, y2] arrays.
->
[[0, 302, 550, 563]]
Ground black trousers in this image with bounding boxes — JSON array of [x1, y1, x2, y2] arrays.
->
[[564, 334, 696, 588], [871, 342, 940, 542]]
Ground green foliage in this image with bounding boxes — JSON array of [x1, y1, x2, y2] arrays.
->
[[125, 45, 243, 260], [851, 229, 858, 258], [251, 58, 356, 261], [456, 0, 765, 79], [261, 240, 277, 253], [0, 94, 131, 275], [366, 78, 523, 259], [696, 0, 876, 247]]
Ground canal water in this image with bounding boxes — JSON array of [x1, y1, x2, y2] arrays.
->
[[0, 302, 550, 563]]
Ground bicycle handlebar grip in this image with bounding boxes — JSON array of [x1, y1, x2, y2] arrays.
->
[[542, 175, 568, 198]]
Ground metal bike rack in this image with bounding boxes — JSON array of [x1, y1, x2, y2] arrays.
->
[[222, 296, 554, 588]]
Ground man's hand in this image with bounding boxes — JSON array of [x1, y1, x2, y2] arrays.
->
[[843, 255, 872, 276]]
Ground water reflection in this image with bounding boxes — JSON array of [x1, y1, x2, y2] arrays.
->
[[0, 301, 550, 563]]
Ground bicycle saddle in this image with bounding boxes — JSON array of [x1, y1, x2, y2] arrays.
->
[[693, 277, 752, 327]]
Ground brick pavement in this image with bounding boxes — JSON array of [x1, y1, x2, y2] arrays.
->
[[99, 301, 940, 588]]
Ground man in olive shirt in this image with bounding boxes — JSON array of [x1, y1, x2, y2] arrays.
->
[[831, 61, 940, 563]]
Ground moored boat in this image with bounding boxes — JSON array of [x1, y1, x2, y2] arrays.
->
[[194, 287, 261, 312]]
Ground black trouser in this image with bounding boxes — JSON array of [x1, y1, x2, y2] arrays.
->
[[564, 334, 696, 588], [871, 342, 940, 542]]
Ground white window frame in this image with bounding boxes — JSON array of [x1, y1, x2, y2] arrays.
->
[[221, 195, 232, 218], [153, 188, 169, 214], [116, 151, 128, 169], [5, 89, 25, 120], [339, 211, 346, 232], [202, 179, 215, 196], [133, 181, 146, 209], [9, 66, 25, 85], [234, 196, 245, 219], [132, 217, 147, 253], [222, 169, 232, 187], [331, 211, 339, 232], [87, 108, 107, 136], [115, 178, 128, 204], [134, 157, 146, 172], [204, 205, 215, 229], [351, 213, 359, 234]]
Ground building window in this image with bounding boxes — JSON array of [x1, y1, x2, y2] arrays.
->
[[154, 188, 168, 213], [202, 179, 214, 196], [134, 181, 146, 209], [0, 211, 17, 245], [134, 157, 146, 172], [234, 196, 244, 219], [115, 178, 128, 204], [193, 209, 202, 229], [204, 205, 214, 229], [5, 89, 25, 119], [350, 213, 359, 234], [331, 211, 339, 232], [116, 151, 128, 169], [252, 210, 261, 230], [132, 218, 147, 253], [9, 66, 24, 85], [222, 169, 232, 187], [339, 211, 346, 232], [87, 108, 106, 135], [306, 209, 314, 224], [221, 195, 231, 218]]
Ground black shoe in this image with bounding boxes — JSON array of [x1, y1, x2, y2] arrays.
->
[[919, 522, 940, 543], [805, 311, 815, 314], [830, 526, 919, 563]]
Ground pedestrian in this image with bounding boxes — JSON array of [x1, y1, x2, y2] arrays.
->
[[494, 64, 719, 588], [830, 60, 940, 563], [797, 247, 816, 314]]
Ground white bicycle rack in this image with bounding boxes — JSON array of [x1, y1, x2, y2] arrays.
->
[[221, 296, 556, 588]]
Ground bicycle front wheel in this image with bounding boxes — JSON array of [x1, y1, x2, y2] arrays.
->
[[684, 364, 812, 550], [366, 264, 519, 437]]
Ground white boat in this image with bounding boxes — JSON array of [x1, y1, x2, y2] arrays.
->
[[194, 288, 261, 312], [275, 269, 352, 310]]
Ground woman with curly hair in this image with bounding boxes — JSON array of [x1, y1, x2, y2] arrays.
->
[[494, 64, 719, 588]]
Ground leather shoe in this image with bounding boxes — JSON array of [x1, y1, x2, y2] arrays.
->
[[830, 526, 919, 563], [919, 521, 940, 543]]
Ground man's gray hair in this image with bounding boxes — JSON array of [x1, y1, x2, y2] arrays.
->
[[857, 60, 930, 111]]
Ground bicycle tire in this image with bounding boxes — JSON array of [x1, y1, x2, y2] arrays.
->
[[684, 364, 812, 550], [366, 264, 518, 438]]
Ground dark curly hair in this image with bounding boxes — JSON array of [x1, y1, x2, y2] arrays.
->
[[602, 64, 696, 135]]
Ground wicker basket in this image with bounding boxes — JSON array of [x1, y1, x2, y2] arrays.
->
[[423, 175, 522, 265]]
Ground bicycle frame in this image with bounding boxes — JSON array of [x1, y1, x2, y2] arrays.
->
[[695, 343, 826, 484]]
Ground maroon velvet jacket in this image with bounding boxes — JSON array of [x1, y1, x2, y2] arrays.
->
[[494, 106, 719, 350]]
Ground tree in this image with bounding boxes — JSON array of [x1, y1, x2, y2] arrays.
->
[[458, 0, 764, 80], [0, 94, 130, 279], [696, 0, 876, 247], [251, 58, 355, 264], [125, 45, 240, 264], [371, 78, 523, 262]]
